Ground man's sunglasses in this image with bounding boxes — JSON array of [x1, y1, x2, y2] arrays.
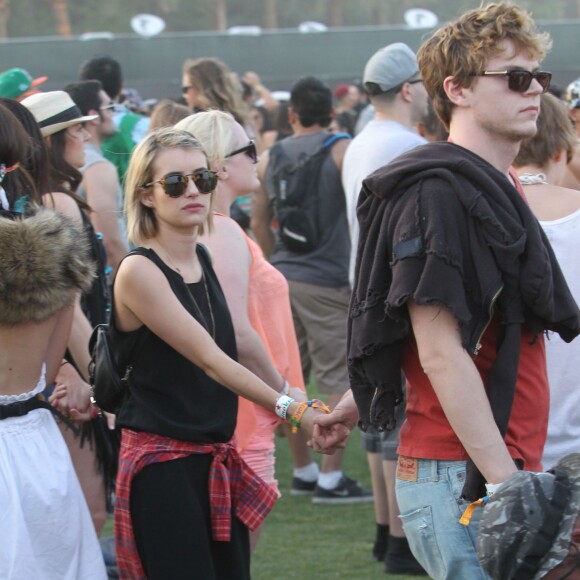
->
[[225, 140, 258, 164], [145, 169, 218, 197], [473, 70, 552, 93]]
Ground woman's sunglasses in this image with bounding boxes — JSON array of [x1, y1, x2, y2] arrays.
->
[[473, 70, 552, 94], [225, 140, 258, 164], [145, 169, 218, 197]]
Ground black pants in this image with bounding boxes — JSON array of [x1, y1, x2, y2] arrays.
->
[[130, 453, 250, 579]]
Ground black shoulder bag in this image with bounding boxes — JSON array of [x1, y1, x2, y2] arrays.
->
[[88, 250, 149, 414]]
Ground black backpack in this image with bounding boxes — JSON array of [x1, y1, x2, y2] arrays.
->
[[269, 132, 350, 253]]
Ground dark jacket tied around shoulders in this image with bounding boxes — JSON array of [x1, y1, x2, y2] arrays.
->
[[348, 141, 580, 500]]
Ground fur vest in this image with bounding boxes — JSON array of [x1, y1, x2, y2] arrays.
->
[[0, 205, 95, 324]]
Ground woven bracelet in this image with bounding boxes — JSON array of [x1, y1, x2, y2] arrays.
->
[[289, 401, 309, 433]]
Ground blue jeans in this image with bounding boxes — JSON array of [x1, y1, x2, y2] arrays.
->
[[395, 458, 491, 580]]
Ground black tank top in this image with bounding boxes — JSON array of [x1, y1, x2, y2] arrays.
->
[[113, 245, 238, 443]]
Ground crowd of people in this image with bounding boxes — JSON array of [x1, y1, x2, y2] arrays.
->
[[1, 2, 580, 579]]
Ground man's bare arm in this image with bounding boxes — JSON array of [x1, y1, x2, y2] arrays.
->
[[408, 299, 517, 484], [84, 162, 128, 275]]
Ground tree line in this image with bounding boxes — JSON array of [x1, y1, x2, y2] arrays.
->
[[0, 0, 576, 40]]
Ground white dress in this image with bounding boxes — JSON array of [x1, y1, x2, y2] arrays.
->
[[0, 366, 107, 580]]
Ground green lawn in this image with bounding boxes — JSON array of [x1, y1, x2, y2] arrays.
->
[[250, 428, 415, 580]]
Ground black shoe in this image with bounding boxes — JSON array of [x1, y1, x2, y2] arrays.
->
[[384, 536, 427, 576], [290, 475, 317, 496], [313, 475, 374, 505]]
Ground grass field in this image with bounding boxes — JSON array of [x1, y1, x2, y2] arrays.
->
[[250, 427, 416, 580]]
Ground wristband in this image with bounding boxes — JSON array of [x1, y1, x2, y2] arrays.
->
[[274, 395, 294, 420], [485, 482, 502, 497], [289, 401, 308, 433]]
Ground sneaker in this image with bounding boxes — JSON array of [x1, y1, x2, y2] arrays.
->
[[312, 475, 374, 504], [290, 475, 317, 496]]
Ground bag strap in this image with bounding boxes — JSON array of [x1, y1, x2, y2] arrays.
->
[[323, 131, 351, 149], [108, 248, 155, 369]]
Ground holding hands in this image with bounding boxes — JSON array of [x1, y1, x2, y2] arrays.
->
[[309, 390, 359, 454]]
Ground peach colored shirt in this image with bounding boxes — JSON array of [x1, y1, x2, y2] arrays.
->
[[231, 221, 305, 452]]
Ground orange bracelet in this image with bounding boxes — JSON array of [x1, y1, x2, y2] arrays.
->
[[289, 401, 308, 433]]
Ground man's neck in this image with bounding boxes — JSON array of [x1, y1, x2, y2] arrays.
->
[[291, 124, 325, 137], [373, 101, 413, 130], [449, 123, 520, 176]]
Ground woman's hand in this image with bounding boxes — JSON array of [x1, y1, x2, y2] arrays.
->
[[49, 362, 94, 422]]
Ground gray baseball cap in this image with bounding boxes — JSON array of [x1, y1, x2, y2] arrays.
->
[[363, 43, 419, 95], [477, 453, 580, 579]]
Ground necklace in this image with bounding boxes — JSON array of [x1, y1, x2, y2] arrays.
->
[[518, 172, 549, 185], [156, 246, 216, 339]]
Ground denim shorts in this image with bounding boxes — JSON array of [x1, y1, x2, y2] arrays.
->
[[395, 458, 491, 580], [359, 402, 405, 461]]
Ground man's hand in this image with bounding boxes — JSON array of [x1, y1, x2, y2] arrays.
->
[[309, 391, 359, 454]]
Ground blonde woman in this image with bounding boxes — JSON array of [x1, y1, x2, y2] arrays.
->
[[176, 110, 319, 549], [111, 128, 323, 578]]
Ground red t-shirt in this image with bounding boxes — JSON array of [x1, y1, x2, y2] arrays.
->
[[398, 316, 548, 470], [397, 170, 549, 470]]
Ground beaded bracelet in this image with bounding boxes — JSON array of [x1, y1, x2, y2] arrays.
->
[[289, 401, 309, 433], [274, 395, 294, 420]]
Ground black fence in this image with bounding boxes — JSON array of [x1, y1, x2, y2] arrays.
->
[[2, 21, 579, 102]]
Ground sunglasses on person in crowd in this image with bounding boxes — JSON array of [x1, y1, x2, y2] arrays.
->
[[473, 70, 552, 93], [145, 169, 218, 197], [225, 140, 258, 164]]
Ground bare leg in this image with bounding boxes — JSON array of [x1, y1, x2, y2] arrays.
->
[[59, 423, 107, 535], [283, 422, 313, 468], [249, 526, 262, 554], [368, 452, 389, 525], [383, 459, 404, 536]]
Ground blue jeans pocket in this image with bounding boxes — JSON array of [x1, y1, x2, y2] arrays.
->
[[399, 504, 447, 580]]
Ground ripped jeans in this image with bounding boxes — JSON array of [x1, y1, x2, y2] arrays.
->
[[395, 458, 491, 580]]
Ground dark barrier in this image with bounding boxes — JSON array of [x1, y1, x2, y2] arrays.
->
[[1, 22, 579, 101]]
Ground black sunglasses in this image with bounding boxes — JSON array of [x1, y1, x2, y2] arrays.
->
[[473, 70, 552, 94], [145, 169, 218, 197], [182, 86, 192, 94], [225, 140, 258, 164]]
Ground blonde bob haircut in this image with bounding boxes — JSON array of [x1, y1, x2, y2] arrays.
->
[[514, 93, 578, 168], [417, 2, 552, 129], [124, 127, 214, 245], [175, 110, 238, 171]]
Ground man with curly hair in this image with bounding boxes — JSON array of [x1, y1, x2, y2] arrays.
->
[[313, 4, 580, 578]]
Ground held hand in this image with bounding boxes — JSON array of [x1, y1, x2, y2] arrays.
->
[[309, 393, 359, 454], [298, 406, 329, 438], [49, 363, 93, 422]]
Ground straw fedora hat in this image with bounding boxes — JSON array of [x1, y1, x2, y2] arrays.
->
[[21, 90, 98, 137]]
